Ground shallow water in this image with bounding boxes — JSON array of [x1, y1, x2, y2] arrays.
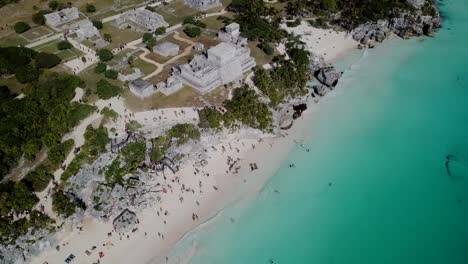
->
[[168, 1, 468, 263]]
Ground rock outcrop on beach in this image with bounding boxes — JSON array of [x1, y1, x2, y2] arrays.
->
[[313, 85, 329, 97], [113, 209, 138, 233], [0, 228, 57, 264], [309, 53, 343, 88], [352, 1, 442, 44], [66, 152, 162, 221], [315, 67, 342, 88]]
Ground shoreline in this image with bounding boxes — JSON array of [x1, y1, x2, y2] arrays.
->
[[29, 24, 359, 264]]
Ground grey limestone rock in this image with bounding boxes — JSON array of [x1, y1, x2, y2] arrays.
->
[[113, 209, 138, 233], [315, 67, 342, 88], [313, 85, 329, 97]]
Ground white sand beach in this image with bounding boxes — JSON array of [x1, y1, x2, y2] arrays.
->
[[30, 103, 314, 264], [282, 21, 359, 62], [29, 24, 356, 264]]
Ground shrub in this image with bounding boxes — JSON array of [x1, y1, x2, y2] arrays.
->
[[104, 69, 118, 79], [198, 107, 222, 128], [98, 49, 113, 62], [103, 33, 112, 42], [167, 124, 200, 145], [155, 26, 166, 35], [94, 62, 107, 74], [32, 10, 48, 25], [52, 191, 76, 217], [121, 142, 146, 166], [86, 3, 96, 13], [143, 33, 156, 48], [48, 0, 59, 10], [35, 52, 61, 68], [183, 26, 201, 38], [96, 79, 119, 99], [23, 166, 53, 192], [92, 20, 103, 29], [183, 16, 196, 25], [258, 42, 274, 55], [145, 5, 155, 12], [15, 65, 40, 83], [57, 40, 72, 50], [101, 107, 119, 122], [48, 139, 74, 168], [183, 16, 206, 28], [14, 22, 31, 33]]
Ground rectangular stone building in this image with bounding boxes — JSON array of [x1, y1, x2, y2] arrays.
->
[[129, 78, 155, 99], [114, 9, 168, 32], [184, 0, 222, 11], [44, 7, 80, 27], [175, 42, 255, 94]]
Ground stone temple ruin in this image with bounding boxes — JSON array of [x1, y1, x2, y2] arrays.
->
[[184, 0, 222, 11], [218, 22, 247, 47], [129, 78, 156, 99], [153, 23, 255, 96], [113, 209, 138, 233], [69, 19, 108, 48], [114, 9, 168, 32], [157, 76, 183, 96], [173, 41, 256, 94], [44, 7, 80, 28]]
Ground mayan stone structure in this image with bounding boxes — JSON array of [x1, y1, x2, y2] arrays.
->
[[184, 0, 222, 11], [174, 42, 255, 94], [44, 7, 80, 27], [114, 9, 168, 32]]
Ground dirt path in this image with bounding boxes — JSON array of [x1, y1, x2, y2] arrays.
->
[[136, 31, 195, 80]]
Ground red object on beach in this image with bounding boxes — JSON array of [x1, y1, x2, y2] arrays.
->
[[99, 252, 104, 258], [163, 188, 167, 193]]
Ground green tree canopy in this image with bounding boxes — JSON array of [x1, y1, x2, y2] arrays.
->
[[92, 20, 103, 29], [96, 79, 120, 99], [14, 21, 30, 33], [183, 26, 202, 38], [167, 124, 200, 145], [35, 52, 62, 68], [94, 62, 107, 74], [98, 49, 113, 62], [52, 191, 76, 217], [104, 69, 118, 79], [121, 142, 146, 167], [198, 107, 222, 129], [86, 3, 96, 13], [23, 166, 54, 192], [57, 40, 73, 50]]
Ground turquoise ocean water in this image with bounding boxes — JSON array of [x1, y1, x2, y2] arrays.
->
[[169, 1, 468, 263]]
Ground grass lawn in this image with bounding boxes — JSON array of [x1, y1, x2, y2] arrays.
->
[[124, 86, 208, 111], [0, 75, 29, 94], [33, 39, 83, 60], [88, 0, 146, 21], [0, 0, 49, 38], [101, 23, 143, 50], [179, 30, 220, 49], [131, 58, 157, 75], [248, 41, 275, 66], [0, 32, 29, 47], [124, 84, 229, 111], [200, 13, 234, 31], [78, 66, 124, 98], [21, 26, 53, 42], [157, 0, 199, 26]]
